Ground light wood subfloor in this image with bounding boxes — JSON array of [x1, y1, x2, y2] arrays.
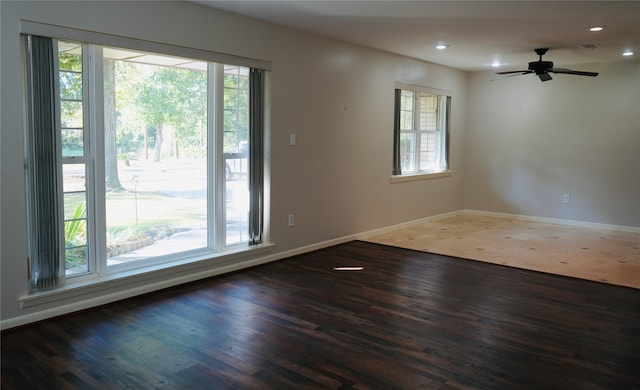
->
[[364, 214, 640, 289]]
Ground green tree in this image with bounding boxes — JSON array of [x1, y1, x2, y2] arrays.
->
[[104, 58, 122, 190], [136, 66, 206, 161], [112, 61, 147, 160], [177, 70, 207, 157]]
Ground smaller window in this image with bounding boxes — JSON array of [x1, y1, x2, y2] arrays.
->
[[393, 86, 450, 176]]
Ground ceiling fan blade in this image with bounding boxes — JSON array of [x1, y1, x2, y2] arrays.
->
[[491, 73, 531, 81], [495, 70, 532, 75], [538, 72, 552, 82], [550, 68, 599, 77]]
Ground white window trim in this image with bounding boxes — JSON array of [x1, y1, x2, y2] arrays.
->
[[394, 83, 451, 97], [20, 20, 271, 71], [20, 243, 275, 309], [211, 62, 226, 251], [393, 83, 451, 179], [88, 43, 104, 277], [389, 170, 452, 183]]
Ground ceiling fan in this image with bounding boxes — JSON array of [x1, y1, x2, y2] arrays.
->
[[496, 48, 599, 81]]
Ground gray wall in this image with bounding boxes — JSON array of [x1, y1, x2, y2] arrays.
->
[[465, 61, 640, 226], [1, 1, 467, 327]]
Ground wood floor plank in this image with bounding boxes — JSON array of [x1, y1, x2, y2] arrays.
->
[[2, 241, 640, 389]]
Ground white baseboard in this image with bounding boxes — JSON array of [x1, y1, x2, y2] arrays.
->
[[357, 210, 460, 239], [460, 209, 640, 233]]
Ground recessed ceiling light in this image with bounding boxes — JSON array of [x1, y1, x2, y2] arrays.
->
[[589, 26, 605, 32], [622, 50, 635, 56], [491, 61, 501, 68], [435, 44, 449, 50]]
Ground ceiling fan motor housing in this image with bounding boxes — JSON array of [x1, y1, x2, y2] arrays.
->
[[529, 60, 553, 74]]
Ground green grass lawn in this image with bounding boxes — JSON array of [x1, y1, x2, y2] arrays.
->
[[105, 191, 206, 230]]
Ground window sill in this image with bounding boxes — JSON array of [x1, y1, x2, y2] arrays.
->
[[20, 243, 275, 309], [389, 170, 452, 183]]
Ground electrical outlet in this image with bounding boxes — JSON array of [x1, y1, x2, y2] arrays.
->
[[288, 214, 295, 227], [290, 133, 296, 146], [562, 194, 570, 204]]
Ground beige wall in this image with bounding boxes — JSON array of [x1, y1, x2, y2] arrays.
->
[[465, 61, 640, 226], [1, 1, 467, 327]]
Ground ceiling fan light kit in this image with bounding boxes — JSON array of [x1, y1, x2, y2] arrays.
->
[[495, 48, 599, 82]]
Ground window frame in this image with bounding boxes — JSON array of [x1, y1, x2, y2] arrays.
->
[[391, 83, 451, 182], [21, 21, 270, 290]]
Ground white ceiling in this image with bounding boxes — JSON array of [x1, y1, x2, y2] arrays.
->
[[192, 0, 640, 72]]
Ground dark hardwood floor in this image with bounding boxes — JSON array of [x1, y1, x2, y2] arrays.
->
[[2, 241, 640, 389]]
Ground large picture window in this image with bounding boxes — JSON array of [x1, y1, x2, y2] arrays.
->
[[393, 86, 450, 177], [23, 32, 268, 290]]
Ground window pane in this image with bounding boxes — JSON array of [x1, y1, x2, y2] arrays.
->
[[401, 90, 413, 110], [224, 65, 249, 245], [400, 91, 414, 130], [419, 132, 437, 170], [63, 164, 88, 275], [62, 164, 86, 192], [59, 71, 82, 100], [60, 100, 83, 128], [65, 246, 88, 276], [223, 66, 249, 154], [400, 133, 415, 172], [418, 94, 438, 131], [63, 192, 86, 219], [103, 49, 208, 264], [58, 43, 82, 72], [61, 128, 84, 157]]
